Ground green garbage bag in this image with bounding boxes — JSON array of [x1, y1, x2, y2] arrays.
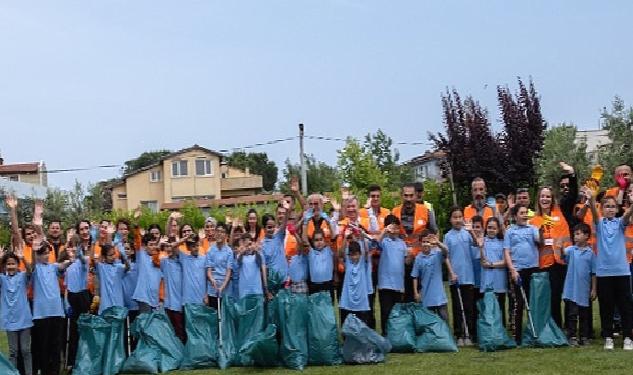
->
[[120, 345, 159, 374], [521, 272, 569, 348], [413, 305, 458, 353], [477, 291, 516, 352], [238, 324, 279, 367], [74, 313, 111, 375], [267, 269, 285, 294], [121, 310, 185, 373], [218, 296, 238, 369], [386, 303, 416, 352], [342, 314, 391, 364], [181, 303, 219, 369], [266, 291, 281, 328], [307, 292, 342, 365], [102, 306, 129, 375], [0, 352, 19, 375], [277, 290, 308, 370], [235, 295, 266, 365]]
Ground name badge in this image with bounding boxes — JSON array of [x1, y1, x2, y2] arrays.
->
[[544, 239, 554, 246], [417, 219, 426, 226], [552, 216, 560, 222]]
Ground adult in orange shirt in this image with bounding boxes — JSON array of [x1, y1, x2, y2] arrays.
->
[[392, 183, 434, 302], [464, 177, 497, 225], [531, 186, 571, 328]]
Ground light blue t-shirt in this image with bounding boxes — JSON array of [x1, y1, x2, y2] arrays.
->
[[480, 237, 507, 293], [471, 245, 482, 288], [308, 247, 334, 283], [411, 248, 447, 308], [262, 231, 288, 281], [339, 253, 370, 311], [160, 257, 183, 312], [96, 262, 126, 315], [378, 237, 407, 292], [444, 228, 475, 285], [179, 252, 208, 304], [65, 258, 88, 293], [503, 224, 540, 270], [205, 243, 234, 297], [238, 252, 263, 298], [32, 263, 65, 319], [122, 262, 139, 311], [288, 254, 308, 282], [0, 272, 33, 331], [132, 249, 163, 308], [595, 217, 630, 277], [563, 245, 596, 306]]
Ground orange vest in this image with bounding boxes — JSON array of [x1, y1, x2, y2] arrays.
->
[[21, 243, 57, 299], [284, 232, 299, 258], [306, 217, 332, 245], [625, 224, 633, 264], [335, 216, 371, 273], [531, 207, 571, 268], [359, 207, 391, 231], [464, 205, 495, 223], [392, 204, 429, 256], [606, 186, 622, 199]]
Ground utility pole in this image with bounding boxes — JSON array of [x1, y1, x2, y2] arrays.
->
[[299, 123, 308, 196]]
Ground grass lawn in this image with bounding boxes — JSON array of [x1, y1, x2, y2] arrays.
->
[[3, 292, 633, 374]]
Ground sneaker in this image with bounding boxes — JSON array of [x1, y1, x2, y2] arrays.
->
[[604, 337, 615, 350], [624, 337, 633, 350], [569, 337, 579, 346], [580, 337, 591, 346], [456, 338, 464, 347], [464, 338, 473, 346]]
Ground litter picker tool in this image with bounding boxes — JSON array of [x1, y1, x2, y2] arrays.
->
[[454, 281, 471, 341], [518, 276, 537, 338]]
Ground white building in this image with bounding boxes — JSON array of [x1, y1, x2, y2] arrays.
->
[[407, 150, 446, 182], [575, 129, 610, 162]]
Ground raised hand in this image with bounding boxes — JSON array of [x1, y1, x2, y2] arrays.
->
[[290, 176, 299, 193], [330, 198, 340, 212], [133, 208, 142, 219], [559, 161, 574, 175], [5, 195, 17, 209], [365, 198, 372, 209], [106, 223, 116, 236]]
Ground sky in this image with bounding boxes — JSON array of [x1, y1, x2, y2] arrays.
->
[[1, 1, 632, 190]]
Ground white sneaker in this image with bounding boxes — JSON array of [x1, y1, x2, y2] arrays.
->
[[456, 338, 464, 347], [604, 337, 615, 350], [624, 337, 633, 350]]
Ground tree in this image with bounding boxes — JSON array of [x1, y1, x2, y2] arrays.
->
[[123, 150, 172, 175], [280, 154, 338, 194], [536, 124, 591, 189], [225, 151, 278, 191], [498, 78, 547, 189], [364, 129, 412, 189], [337, 137, 388, 195], [597, 96, 633, 187]]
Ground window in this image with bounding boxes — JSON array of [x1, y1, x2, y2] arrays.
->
[[9, 176, 18, 181], [117, 193, 127, 199], [149, 170, 162, 182], [141, 200, 159, 213], [195, 159, 213, 176], [172, 160, 188, 177]]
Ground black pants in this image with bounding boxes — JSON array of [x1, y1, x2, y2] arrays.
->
[[367, 270, 378, 330], [597, 276, 633, 338], [378, 289, 403, 336], [547, 263, 567, 328], [449, 284, 476, 340], [309, 280, 335, 302], [33, 317, 63, 375], [403, 263, 415, 303], [340, 309, 371, 328], [67, 290, 91, 368], [208, 296, 220, 310], [564, 300, 591, 339], [510, 267, 538, 345]]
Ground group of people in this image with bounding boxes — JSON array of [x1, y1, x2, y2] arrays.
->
[[2, 162, 633, 374]]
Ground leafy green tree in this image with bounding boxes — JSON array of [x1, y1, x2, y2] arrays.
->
[[225, 151, 278, 191], [536, 124, 591, 190], [337, 137, 388, 196], [364, 129, 412, 189], [597, 96, 633, 187], [123, 150, 172, 175], [280, 155, 338, 194]]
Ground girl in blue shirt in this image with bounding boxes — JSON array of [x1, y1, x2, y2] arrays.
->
[[236, 234, 269, 299], [161, 241, 184, 343], [412, 230, 451, 321], [132, 233, 163, 313], [0, 249, 33, 375], [304, 229, 336, 301], [95, 244, 131, 315], [261, 214, 288, 294], [205, 223, 233, 309], [479, 217, 508, 326], [444, 207, 477, 346]]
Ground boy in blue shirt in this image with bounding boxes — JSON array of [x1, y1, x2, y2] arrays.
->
[[504, 204, 541, 344], [304, 228, 336, 301], [132, 233, 163, 313], [587, 189, 633, 350], [206, 223, 233, 309], [562, 222, 596, 346], [377, 215, 411, 335], [412, 230, 452, 321], [236, 234, 270, 299], [339, 235, 371, 326], [161, 240, 184, 343], [261, 213, 288, 294], [179, 233, 209, 305]]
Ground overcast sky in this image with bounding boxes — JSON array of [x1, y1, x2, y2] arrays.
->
[[1, 1, 632, 190]]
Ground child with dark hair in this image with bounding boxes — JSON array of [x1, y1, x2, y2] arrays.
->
[[339, 236, 371, 326], [236, 234, 269, 299], [133, 233, 163, 313], [206, 222, 234, 308], [479, 216, 508, 325], [0, 248, 33, 375], [412, 230, 451, 321], [562, 222, 596, 346], [303, 223, 336, 300]]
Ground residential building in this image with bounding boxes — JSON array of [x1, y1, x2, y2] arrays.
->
[[575, 129, 610, 162], [0, 155, 47, 186], [111, 145, 264, 212], [407, 150, 446, 182]]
